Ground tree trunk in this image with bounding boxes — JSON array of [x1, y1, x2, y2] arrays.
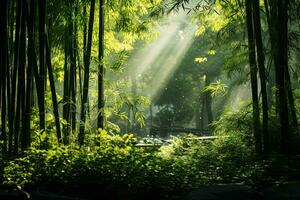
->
[[285, 67, 298, 130], [79, 0, 95, 145], [12, 0, 22, 153], [62, 30, 70, 144], [19, 0, 27, 151], [45, 30, 62, 143], [6, 0, 13, 154], [0, 0, 9, 154], [273, 0, 290, 153], [245, 0, 262, 154], [14, 2, 26, 153], [22, 0, 36, 150], [253, 0, 269, 154], [71, 4, 78, 133], [98, 0, 105, 130], [38, 0, 46, 131]]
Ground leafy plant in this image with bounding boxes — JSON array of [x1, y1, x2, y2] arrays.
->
[[203, 80, 228, 97]]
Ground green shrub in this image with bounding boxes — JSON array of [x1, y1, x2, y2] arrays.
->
[[3, 127, 256, 199]]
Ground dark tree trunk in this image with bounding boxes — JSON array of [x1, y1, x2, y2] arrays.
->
[[45, 30, 62, 143], [285, 68, 298, 130], [73, 5, 79, 133], [245, 0, 262, 154], [79, 1, 87, 103], [22, 0, 36, 150], [37, 0, 46, 132], [12, 0, 22, 153], [14, 2, 26, 153], [253, 0, 269, 154], [98, 0, 105, 130], [6, 0, 13, 154], [19, 1, 27, 151], [0, 0, 9, 154], [83, 3, 87, 62], [6, 0, 15, 154], [62, 31, 70, 144], [70, 5, 77, 133], [79, 0, 95, 145], [273, 0, 290, 153]]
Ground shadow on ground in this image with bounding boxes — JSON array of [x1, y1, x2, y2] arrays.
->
[[1, 182, 300, 200], [186, 182, 300, 200]]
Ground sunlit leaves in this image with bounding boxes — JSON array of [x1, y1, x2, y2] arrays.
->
[[207, 50, 216, 55], [104, 0, 162, 55], [205, 12, 230, 32], [135, 111, 146, 127], [195, 57, 208, 63], [195, 25, 206, 36], [203, 80, 228, 97]]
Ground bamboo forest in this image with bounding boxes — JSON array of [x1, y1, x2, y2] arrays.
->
[[1, 0, 300, 199]]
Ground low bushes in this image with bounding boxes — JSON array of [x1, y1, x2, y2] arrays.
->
[[2, 127, 256, 199]]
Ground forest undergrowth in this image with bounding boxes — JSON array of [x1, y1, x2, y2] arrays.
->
[[1, 106, 300, 199]]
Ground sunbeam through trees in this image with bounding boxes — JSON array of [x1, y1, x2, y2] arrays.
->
[[1, 0, 300, 199]]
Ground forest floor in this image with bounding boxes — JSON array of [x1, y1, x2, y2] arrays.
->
[[1, 182, 300, 200], [186, 181, 300, 200]]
